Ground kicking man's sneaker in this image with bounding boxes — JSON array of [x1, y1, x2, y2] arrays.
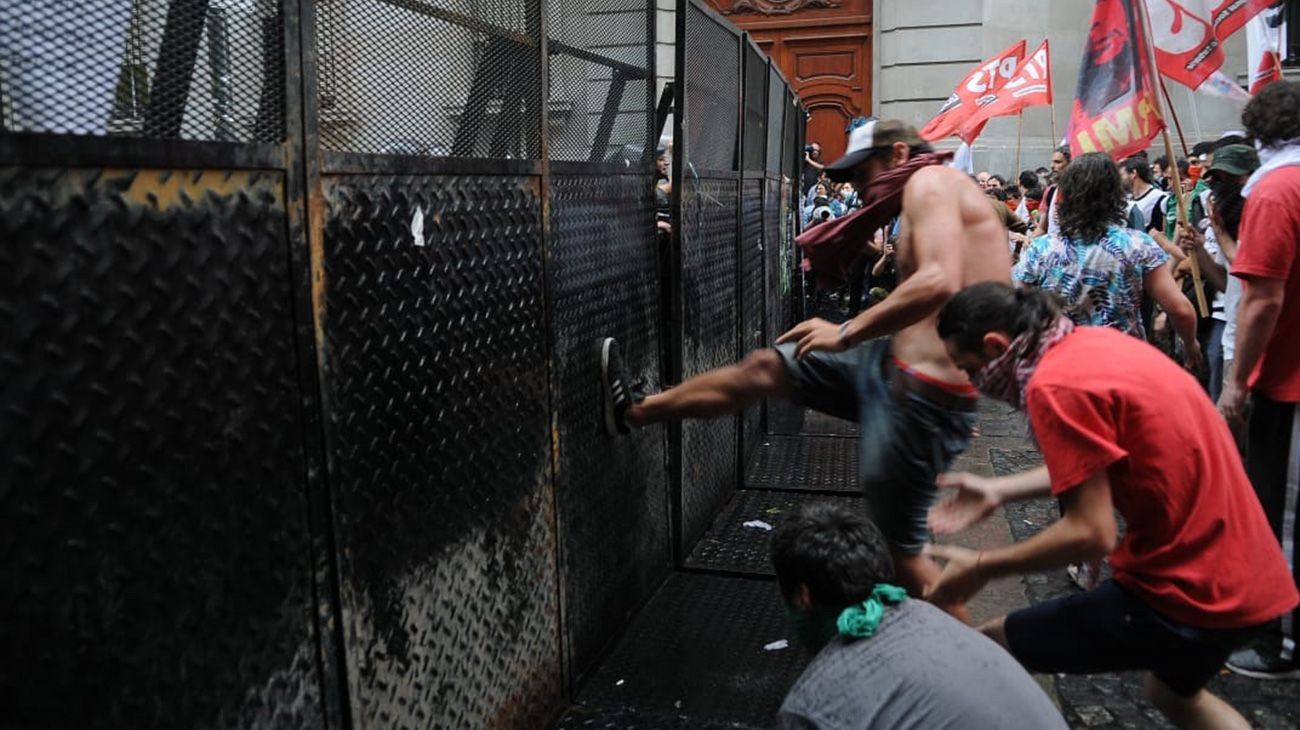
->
[[1225, 646, 1300, 680], [600, 337, 643, 435]]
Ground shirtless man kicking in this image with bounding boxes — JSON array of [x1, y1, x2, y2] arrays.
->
[[599, 120, 1010, 616]]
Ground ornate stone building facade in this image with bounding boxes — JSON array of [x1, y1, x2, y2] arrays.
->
[[679, 0, 1256, 176], [709, 0, 871, 162]]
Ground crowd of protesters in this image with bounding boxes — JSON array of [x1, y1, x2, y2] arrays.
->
[[602, 81, 1300, 729]]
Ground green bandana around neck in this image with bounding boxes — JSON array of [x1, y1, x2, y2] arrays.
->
[[836, 583, 908, 639], [787, 583, 909, 652]]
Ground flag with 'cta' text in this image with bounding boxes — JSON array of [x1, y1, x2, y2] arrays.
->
[[958, 40, 1054, 140], [920, 40, 1026, 144]]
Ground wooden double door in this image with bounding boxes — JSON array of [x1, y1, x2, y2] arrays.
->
[[707, 0, 873, 164]]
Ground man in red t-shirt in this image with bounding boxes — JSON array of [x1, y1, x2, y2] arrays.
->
[[923, 283, 1298, 729], [1217, 81, 1300, 680]]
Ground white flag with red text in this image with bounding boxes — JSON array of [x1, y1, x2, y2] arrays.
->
[[1144, 0, 1275, 90]]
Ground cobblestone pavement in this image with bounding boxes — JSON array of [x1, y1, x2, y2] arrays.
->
[[970, 403, 1300, 730]]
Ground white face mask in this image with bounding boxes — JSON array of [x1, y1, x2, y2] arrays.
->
[[1244, 137, 1300, 197]]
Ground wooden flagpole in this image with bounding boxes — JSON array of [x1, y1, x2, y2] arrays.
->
[[1274, 15, 1286, 81], [1016, 110, 1024, 173], [1047, 36, 1059, 147], [1158, 74, 1191, 158], [1137, 0, 1208, 317], [1049, 73, 1058, 146]]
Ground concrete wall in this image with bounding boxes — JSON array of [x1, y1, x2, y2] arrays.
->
[[657, 0, 675, 146], [875, 0, 1252, 179]]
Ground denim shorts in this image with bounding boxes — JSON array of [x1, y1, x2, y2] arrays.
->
[[774, 339, 978, 554]]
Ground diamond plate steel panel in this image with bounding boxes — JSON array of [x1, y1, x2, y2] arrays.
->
[[549, 173, 670, 681], [740, 178, 765, 466], [685, 490, 865, 575], [573, 573, 812, 725], [684, 3, 739, 172], [0, 167, 320, 728], [679, 175, 740, 556], [319, 173, 562, 729]]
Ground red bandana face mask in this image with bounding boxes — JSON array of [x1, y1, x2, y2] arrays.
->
[[970, 317, 1075, 409], [796, 151, 954, 289]]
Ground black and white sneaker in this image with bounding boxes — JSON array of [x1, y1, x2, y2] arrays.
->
[[599, 337, 643, 436], [1225, 646, 1300, 680]]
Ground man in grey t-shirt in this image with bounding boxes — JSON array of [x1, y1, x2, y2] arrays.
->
[[772, 503, 1064, 730]]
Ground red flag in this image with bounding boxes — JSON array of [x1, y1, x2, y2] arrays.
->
[[920, 40, 1026, 143], [1146, 0, 1275, 90], [957, 40, 1054, 141], [1069, 0, 1166, 161]]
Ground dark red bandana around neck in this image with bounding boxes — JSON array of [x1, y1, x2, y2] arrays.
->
[[797, 151, 953, 289]]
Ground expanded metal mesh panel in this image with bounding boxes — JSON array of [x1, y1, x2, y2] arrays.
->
[[0, 167, 318, 727], [782, 89, 797, 180], [683, 3, 738, 172], [547, 0, 651, 162], [765, 66, 784, 176], [679, 175, 739, 555], [745, 435, 858, 491], [1, 0, 284, 141], [788, 105, 807, 320], [740, 178, 764, 464], [319, 174, 562, 729], [315, 0, 541, 158], [549, 174, 669, 680], [801, 409, 859, 437], [740, 44, 766, 172], [764, 177, 804, 434], [739, 179, 765, 355]]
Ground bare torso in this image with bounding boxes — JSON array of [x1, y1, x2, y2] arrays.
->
[[893, 166, 1011, 384]]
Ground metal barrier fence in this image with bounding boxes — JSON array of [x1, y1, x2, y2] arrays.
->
[[670, 1, 806, 558], [0, 1, 802, 727]]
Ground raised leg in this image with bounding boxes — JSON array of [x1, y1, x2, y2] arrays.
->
[[629, 349, 792, 426]]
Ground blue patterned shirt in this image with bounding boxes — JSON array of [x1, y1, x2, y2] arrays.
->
[[1013, 225, 1169, 339]]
